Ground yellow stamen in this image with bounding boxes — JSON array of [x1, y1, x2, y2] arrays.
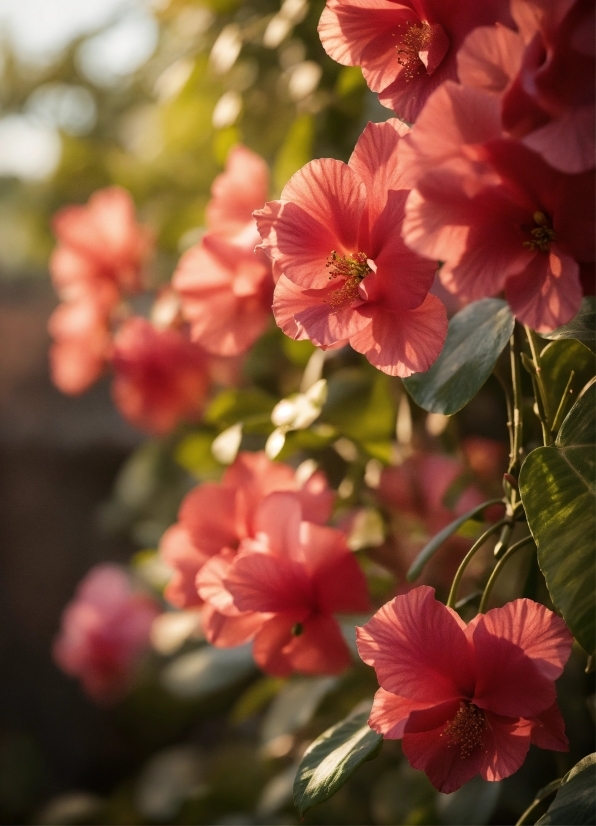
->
[[396, 22, 432, 81], [523, 211, 557, 253], [441, 703, 487, 759], [325, 251, 371, 311]]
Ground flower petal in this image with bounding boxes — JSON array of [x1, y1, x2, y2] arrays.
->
[[527, 702, 568, 752], [480, 711, 532, 782], [202, 603, 266, 647], [369, 687, 434, 739], [356, 586, 475, 703], [225, 549, 313, 616]]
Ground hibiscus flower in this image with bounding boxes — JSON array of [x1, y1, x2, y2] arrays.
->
[[53, 564, 159, 704], [317, 0, 512, 122], [111, 316, 209, 435], [174, 145, 274, 356], [159, 451, 334, 610], [198, 492, 371, 676], [255, 119, 446, 377], [400, 82, 595, 331], [357, 586, 573, 793]]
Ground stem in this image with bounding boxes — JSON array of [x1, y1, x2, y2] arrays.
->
[[446, 518, 510, 609], [551, 370, 575, 434], [478, 535, 535, 614], [509, 332, 524, 475], [495, 369, 515, 474], [525, 326, 554, 444]]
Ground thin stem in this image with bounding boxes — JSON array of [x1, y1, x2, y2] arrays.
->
[[551, 370, 575, 434], [446, 518, 510, 609], [525, 326, 554, 444], [479, 535, 535, 614], [495, 369, 515, 474], [509, 332, 524, 475]]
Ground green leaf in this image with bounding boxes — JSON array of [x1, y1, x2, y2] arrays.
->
[[539, 339, 595, 427], [403, 299, 514, 415], [175, 431, 222, 478], [261, 677, 338, 746], [541, 297, 596, 352], [536, 754, 596, 825], [161, 645, 255, 699], [519, 380, 596, 654], [293, 708, 382, 816], [323, 369, 396, 443], [274, 115, 314, 194], [204, 388, 277, 428]]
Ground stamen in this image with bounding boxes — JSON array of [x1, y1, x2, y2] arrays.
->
[[396, 22, 432, 81], [523, 211, 557, 253], [291, 622, 304, 636], [441, 703, 486, 759], [325, 251, 371, 311]]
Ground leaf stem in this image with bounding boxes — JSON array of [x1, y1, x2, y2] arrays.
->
[[446, 517, 511, 609], [509, 331, 524, 474], [551, 370, 575, 434], [478, 535, 535, 614], [525, 326, 554, 444]]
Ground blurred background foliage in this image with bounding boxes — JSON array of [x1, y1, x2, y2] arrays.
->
[[0, 1, 593, 824]]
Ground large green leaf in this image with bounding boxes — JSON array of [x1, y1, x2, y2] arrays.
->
[[536, 754, 596, 825], [403, 299, 514, 415], [541, 297, 596, 353], [293, 708, 382, 816], [519, 380, 596, 654], [539, 339, 595, 428]]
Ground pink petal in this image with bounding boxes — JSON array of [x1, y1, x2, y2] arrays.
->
[[206, 145, 269, 239], [300, 522, 371, 614], [273, 274, 370, 348], [196, 550, 237, 614], [179, 484, 238, 557], [475, 599, 573, 682], [471, 618, 557, 719], [402, 700, 486, 794], [505, 248, 582, 332], [285, 614, 353, 675], [255, 159, 366, 288], [252, 614, 303, 677], [356, 586, 475, 703], [523, 106, 596, 174], [202, 603, 266, 647], [225, 550, 314, 616], [457, 24, 524, 93], [527, 702, 569, 752], [480, 711, 532, 782], [160, 524, 206, 609], [252, 492, 303, 559], [349, 293, 447, 377], [369, 687, 434, 739]]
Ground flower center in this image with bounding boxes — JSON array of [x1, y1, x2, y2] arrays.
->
[[441, 703, 486, 759], [523, 211, 557, 253], [396, 22, 432, 80], [325, 251, 371, 311]]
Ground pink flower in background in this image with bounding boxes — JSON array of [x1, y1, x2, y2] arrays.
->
[[174, 145, 274, 356], [401, 82, 595, 331], [53, 564, 160, 704], [48, 187, 153, 395], [318, 0, 512, 122], [357, 587, 572, 793], [50, 186, 153, 306], [255, 120, 446, 377], [111, 317, 209, 435], [458, 0, 594, 174], [200, 492, 371, 676], [374, 447, 505, 590], [159, 451, 334, 610], [48, 300, 113, 394]]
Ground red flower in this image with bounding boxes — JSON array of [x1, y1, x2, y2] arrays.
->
[[318, 0, 512, 122], [174, 145, 274, 356], [255, 120, 446, 376], [458, 0, 595, 174], [357, 586, 573, 793], [48, 187, 153, 394], [111, 317, 209, 435], [400, 82, 595, 331], [200, 492, 371, 676], [159, 451, 334, 610], [53, 565, 159, 704]]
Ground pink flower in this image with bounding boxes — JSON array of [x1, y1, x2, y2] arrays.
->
[[53, 564, 160, 704], [48, 187, 153, 395], [111, 317, 209, 435], [48, 300, 113, 394], [255, 120, 447, 377], [174, 146, 274, 356], [374, 450, 504, 591], [50, 187, 152, 306], [357, 586, 573, 793], [200, 492, 371, 676], [159, 451, 334, 610], [317, 0, 512, 122], [400, 82, 595, 331], [458, 0, 594, 174]]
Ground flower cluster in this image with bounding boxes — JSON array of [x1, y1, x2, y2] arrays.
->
[[53, 564, 159, 704]]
